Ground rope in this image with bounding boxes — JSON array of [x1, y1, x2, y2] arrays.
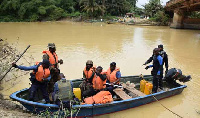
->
[[151, 92, 183, 118], [75, 105, 81, 118]]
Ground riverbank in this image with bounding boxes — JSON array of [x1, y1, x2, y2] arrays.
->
[[63, 16, 169, 26], [0, 97, 36, 118]]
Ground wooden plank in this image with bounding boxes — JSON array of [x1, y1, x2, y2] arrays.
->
[[122, 83, 146, 97], [113, 88, 132, 100]]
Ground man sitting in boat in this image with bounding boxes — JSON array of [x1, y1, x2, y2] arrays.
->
[[80, 60, 96, 100], [52, 73, 78, 107], [82, 66, 106, 98], [42, 43, 63, 68], [106, 62, 121, 94], [145, 48, 163, 93], [164, 68, 191, 86], [12, 59, 51, 103]]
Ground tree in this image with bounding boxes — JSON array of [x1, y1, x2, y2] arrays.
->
[[79, 0, 105, 17], [143, 0, 163, 17], [106, 0, 131, 16], [127, 0, 137, 11]]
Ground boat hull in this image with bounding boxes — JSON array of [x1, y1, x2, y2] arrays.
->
[[10, 75, 186, 117]]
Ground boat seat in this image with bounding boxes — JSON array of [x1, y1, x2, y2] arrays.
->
[[113, 88, 132, 100]]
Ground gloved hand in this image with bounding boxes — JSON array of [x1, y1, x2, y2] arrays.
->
[[96, 72, 101, 76], [145, 66, 149, 70], [58, 59, 63, 64], [12, 63, 17, 68], [143, 62, 147, 65]]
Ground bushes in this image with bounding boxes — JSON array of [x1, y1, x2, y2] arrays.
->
[[188, 11, 200, 18], [48, 7, 65, 21], [103, 14, 118, 20], [0, 0, 71, 22], [149, 11, 170, 25]]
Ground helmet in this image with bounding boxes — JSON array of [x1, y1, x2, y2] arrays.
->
[[110, 62, 116, 66], [158, 44, 163, 49], [48, 43, 56, 48], [86, 60, 93, 65]]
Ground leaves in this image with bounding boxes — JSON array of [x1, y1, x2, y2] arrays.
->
[[0, 0, 139, 21]]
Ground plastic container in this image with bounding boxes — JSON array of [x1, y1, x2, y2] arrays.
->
[[144, 83, 153, 95], [140, 80, 147, 92], [73, 88, 81, 100]]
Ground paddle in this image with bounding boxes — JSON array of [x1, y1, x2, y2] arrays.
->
[[0, 45, 31, 81]]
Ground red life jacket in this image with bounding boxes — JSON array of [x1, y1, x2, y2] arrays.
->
[[92, 73, 106, 90], [33, 62, 50, 82], [107, 67, 120, 84], [43, 50, 58, 68]]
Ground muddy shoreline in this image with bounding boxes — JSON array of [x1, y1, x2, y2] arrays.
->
[[0, 97, 36, 118]]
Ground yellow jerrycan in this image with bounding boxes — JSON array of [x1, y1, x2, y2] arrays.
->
[[140, 79, 147, 93], [73, 88, 81, 100], [144, 83, 153, 95]]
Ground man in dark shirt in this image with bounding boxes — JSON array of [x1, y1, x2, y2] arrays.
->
[[145, 48, 163, 93], [12, 59, 51, 103], [164, 68, 191, 86], [143, 44, 168, 76]]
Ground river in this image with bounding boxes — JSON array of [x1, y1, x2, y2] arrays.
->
[[0, 21, 200, 118]]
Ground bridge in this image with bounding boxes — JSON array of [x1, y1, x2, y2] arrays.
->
[[165, 0, 200, 29]]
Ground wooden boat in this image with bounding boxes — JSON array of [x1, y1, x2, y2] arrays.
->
[[10, 75, 186, 117]]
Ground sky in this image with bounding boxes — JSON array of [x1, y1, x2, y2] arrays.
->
[[136, 0, 169, 8]]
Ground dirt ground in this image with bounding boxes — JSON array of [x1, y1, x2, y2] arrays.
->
[[0, 99, 36, 118]]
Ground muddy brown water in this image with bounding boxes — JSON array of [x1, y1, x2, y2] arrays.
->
[[0, 22, 200, 118]]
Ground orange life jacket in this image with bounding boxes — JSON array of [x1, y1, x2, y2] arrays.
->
[[33, 62, 50, 82], [43, 50, 58, 67], [92, 73, 106, 90], [83, 66, 95, 80], [84, 91, 113, 104], [107, 67, 120, 84]]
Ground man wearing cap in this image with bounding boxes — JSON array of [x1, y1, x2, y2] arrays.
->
[[145, 48, 163, 93], [143, 44, 168, 76], [43, 43, 63, 68], [80, 60, 96, 100], [158, 44, 168, 75], [12, 59, 51, 103]]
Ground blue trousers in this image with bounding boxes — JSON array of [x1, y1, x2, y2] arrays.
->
[[29, 83, 50, 103]]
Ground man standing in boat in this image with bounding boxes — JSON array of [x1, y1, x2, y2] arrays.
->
[[80, 60, 96, 100], [12, 59, 51, 103], [145, 48, 163, 93], [143, 44, 168, 76], [43, 43, 63, 101], [42, 43, 63, 68], [106, 62, 121, 94]]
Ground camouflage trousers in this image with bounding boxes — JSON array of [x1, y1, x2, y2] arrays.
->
[[79, 81, 93, 100]]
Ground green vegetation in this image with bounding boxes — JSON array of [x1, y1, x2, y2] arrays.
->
[[188, 11, 200, 18], [143, 0, 170, 25], [0, 0, 171, 25], [0, 0, 138, 22]]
